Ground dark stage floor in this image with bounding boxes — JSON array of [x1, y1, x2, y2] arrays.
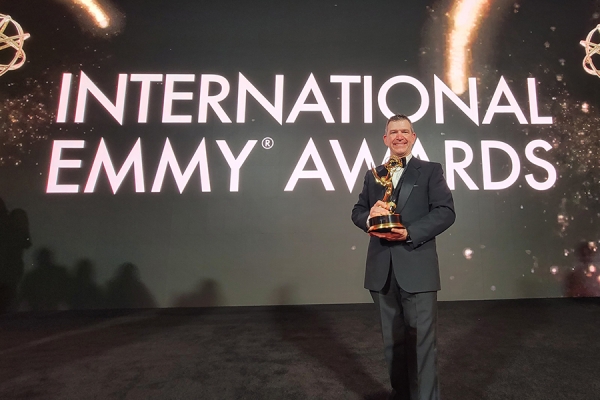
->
[[1, 298, 599, 399]]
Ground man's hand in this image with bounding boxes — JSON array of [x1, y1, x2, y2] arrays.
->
[[368, 227, 407, 241], [369, 200, 392, 218]]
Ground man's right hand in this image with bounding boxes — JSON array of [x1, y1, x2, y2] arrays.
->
[[369, 200, 391, 218]]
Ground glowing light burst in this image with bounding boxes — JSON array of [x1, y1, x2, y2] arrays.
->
[[446, 0, 492, 94], [56, 0, 123, 36], [72, 0, 110, 28], [580, 24, 600, 78], [463, 248, 474, 260], [0, 80, 52, 167], [0, 14, 30, 77]]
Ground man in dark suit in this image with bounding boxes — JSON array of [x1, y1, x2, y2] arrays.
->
[[352, 114, 455, 400]]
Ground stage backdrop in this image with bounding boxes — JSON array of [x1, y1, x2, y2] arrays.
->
[[1, 0, 600, 309]]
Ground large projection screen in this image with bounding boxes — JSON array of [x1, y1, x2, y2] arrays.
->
[[1, 0, 600, 309]]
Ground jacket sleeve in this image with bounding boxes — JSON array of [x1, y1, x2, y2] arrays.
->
[[351, 170, 372, 233], [406, 163, 455, 248]]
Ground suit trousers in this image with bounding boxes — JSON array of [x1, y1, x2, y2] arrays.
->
[[370, 267, 439, 400]]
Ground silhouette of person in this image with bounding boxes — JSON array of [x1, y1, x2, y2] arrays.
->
[[0, 200, 31, 313], [565, 241, 600, 297], [104, 262, 156, 309], [172, 279, 222, 308], [21, 248, 70, 311], [69, 259, 104, 309], [0, 198, 10, 313]]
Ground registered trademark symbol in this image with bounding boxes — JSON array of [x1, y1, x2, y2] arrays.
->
[[262, 137, 274, 149]]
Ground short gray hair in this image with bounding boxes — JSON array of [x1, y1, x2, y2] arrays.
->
[[385, 114, 414, 133]]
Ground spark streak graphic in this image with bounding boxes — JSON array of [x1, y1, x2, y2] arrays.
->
[[71, 0, 110, 28], [446, 0, 492, 94], [56, 0, 123, 35]]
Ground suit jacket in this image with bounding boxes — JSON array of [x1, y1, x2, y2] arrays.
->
[[351, 157, 455, 293]]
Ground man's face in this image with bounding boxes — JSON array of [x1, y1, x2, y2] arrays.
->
[[383, 119, 416, 157]]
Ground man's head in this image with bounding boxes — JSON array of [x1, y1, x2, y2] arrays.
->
[[383, 114, 416, 158]]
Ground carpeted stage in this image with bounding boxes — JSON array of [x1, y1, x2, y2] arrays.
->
[[1, 298, 598, 399]]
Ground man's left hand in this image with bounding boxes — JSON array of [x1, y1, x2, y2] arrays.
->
[[368, 227, 407, 241]]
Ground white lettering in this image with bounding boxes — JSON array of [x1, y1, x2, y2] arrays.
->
[[411, 138, 430, 161], [378, 75, 430, 122], [216, 140, 257, 192], [330, 75, 361, 123], [162, 74, 195, 123], [75, 71, 128, 124], [198, 75, 232, 123], [284, 138, 334, 191], [152, 138, 211, 193], [525, 140, 556, 190], [434, 75, 479, 125], [482, 76, 528, 124], [481, 140, 520, 190], [47, 140, 85, 193], [527, 78, 553, 124], [130, 74, 163, 123], [445, 140, 479, 190], [56, 73, 72, 123], [330, 139, 375, 192], [364, 75, 373, 123], [286, 73, 335, 123], [237, 73, 284, 124], [84, 138, 145, 193]]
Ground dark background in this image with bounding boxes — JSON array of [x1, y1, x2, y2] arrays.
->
[[1, 0, 600, 309]]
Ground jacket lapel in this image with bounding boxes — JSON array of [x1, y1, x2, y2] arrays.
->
[[395, 159, 420, 213]]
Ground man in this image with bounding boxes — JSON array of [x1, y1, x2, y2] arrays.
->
[[351, 114, 455, 400]]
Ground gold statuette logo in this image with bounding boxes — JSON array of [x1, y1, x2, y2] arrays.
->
[[0, 14, 30, 77], [581, 24, 600, 78]]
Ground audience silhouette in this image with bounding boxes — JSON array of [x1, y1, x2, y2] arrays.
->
[[565, 241, 600, 297], [69, 259, 104, 309], [0, 198, 31, 313], [104, 262, 156, 309], [21, 248, 70, 311]]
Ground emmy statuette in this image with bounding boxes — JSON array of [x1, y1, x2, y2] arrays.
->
[[368, 155, 406, 233]]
